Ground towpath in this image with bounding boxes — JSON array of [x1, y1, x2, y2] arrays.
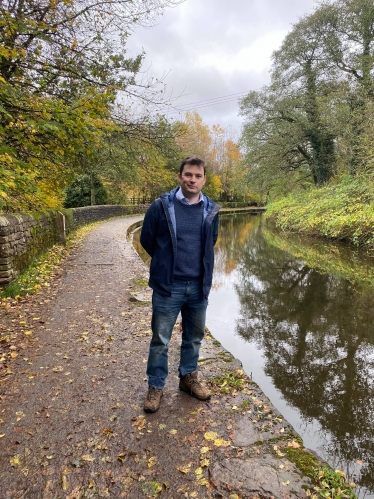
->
[[0, 216, 314, 499]]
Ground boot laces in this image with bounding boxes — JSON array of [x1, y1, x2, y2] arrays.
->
[[186, 375, 202, 390], [148, 386, 160, 400]]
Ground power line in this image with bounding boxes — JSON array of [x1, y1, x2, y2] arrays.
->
[[164, 90, 251, 115]]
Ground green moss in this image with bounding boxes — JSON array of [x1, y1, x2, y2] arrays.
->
[[283, 446, 319, 477], [133, 278, 148, 288], [275, 441, 358, 499]]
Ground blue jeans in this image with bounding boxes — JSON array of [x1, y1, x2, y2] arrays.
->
[[147, 279, 208, 389]]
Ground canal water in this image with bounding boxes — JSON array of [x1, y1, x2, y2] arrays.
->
[[133, 213, 374, 497]]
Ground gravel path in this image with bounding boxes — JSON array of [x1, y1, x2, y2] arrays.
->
[[0, 217, 315, 499]]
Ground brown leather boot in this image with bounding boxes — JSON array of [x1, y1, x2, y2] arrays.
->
[[144, 386, 163, 413], [179, 370, 211, 401]]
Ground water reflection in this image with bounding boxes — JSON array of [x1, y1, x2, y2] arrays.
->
[[214, 214, 374, 495], [133, 214, 374, 495]]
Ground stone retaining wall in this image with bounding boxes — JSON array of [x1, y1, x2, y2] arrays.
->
[[0, 205, 148, 286]]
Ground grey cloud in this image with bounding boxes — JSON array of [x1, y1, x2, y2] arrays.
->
[[127, 0, 318, 132]]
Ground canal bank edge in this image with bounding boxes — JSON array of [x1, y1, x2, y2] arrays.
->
[[128, 217, 358, 499]]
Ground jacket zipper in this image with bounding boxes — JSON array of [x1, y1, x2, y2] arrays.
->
[[160, 197, 177, 263]]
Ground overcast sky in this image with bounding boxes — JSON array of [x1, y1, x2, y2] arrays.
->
[[127, 0, 318, 135]]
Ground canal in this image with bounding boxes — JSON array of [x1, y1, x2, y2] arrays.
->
[[133, 212, 374, 497]]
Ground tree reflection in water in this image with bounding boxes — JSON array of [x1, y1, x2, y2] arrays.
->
[[216, 214, 374, 494]]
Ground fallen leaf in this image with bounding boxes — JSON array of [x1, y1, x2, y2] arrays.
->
[[214, 438, 231, 447], [176, 462, 192, 474], [10, 352, 18, 358], [141, 481, 162, 497], [62, 474, 70, 491], [169, 429, 177, 435], [81, 455, 95, 462], [288, 440, 301, 449], [200, 447, 210, 454], [148, 457, 157, 468], [204, 431, 217, 441], [10, 455, 21, 467], [132, 415, 146, 430], [282, 480, 290, 486]]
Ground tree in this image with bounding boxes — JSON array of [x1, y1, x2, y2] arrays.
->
[[64, 174, 108, 208], [0, 0, 181, 211]]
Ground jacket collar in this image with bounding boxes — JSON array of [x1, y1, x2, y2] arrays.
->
[[161, 187, 220, 214]]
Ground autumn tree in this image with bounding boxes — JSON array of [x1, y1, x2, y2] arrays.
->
[[0, 0, 181, 211], [176, 111, 247, 202]]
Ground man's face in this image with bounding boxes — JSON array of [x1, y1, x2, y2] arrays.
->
[[178, 164, 206, 199]]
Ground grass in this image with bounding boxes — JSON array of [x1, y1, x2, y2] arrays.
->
[[266, 176, 374, 249]]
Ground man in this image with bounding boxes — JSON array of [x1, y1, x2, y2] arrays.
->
[[140, 155, 220, 413]]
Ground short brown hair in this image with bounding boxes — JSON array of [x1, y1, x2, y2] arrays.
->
[[179, 155, 206, 175]]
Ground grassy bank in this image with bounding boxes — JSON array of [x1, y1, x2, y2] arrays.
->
[[266, 177, 374, 249]]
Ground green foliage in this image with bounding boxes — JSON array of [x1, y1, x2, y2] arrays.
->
[[266, 176, 374, 248], [239, 0, 374, 197], [0, 0, 180, 212], [311, 468, 357, 499], [64, 175, 108, 208]]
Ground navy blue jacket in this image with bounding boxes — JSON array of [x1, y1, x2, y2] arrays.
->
[[140, 187, 221, 298]]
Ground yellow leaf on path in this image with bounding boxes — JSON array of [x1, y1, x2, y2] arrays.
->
[[204, 431, 217, 441], [195, 467, 203, 476], [132, 415, 146, 430], [62, 474, 69, 491], [82, 455, 95, 462], [282, 480, 290, 486], [169, 429, 177, 435], [200, 457, 210, 467], [148, 457, 157, 468], [280, 427, 285, 433], [176, 462, 192, 473], [24, 331, 33, 335], [0, 434, 5, 438], [288, 440, 301, 449], [10, 455, 21, 467], [10, 352, 18, 358], [214, 438, 231, 447], [200, 447, 210, 454]]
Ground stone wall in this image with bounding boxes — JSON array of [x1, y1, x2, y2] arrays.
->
[[0, 205, 148, 286], [70, 205, 148, 229], [0, 212, 59, 286]]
